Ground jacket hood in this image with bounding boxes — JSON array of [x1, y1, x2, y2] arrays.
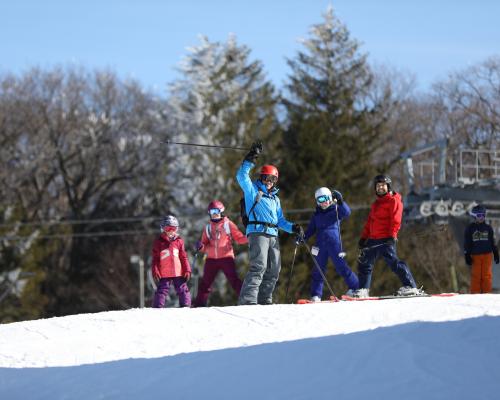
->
[[210, 216, 228, 225], [255, 179, 279, 195], [315, 203, 335, 213], [160, 233, 180, 242], [376, 191, 400, 203]]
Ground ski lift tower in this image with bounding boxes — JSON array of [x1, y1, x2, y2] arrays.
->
[[400, 140, 500, 290]]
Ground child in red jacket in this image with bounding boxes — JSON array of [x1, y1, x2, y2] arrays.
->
[[193, 200, 248, 307], [151, 215, 191, 308]]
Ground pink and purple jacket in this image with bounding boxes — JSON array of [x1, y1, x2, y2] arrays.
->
[[199, 217, 248, 259]]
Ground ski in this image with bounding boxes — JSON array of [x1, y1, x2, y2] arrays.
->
[[341, 293, 458, 301], [297, 293, 459, 304], [297, 296, 339, 304]]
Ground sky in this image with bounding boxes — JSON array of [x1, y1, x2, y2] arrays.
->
[[1, 294, 500, 399], [1, 0, 499, 95]]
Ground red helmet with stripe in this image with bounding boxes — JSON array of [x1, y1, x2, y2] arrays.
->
[[260, 165, 279, 178]]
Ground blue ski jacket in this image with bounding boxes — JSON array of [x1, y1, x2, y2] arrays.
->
[[304, 202, 351, 251], [236, 160, 293, 237]]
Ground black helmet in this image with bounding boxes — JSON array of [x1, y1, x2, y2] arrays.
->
[[470, 204, 486, 219], [373, 174, 392, 190]]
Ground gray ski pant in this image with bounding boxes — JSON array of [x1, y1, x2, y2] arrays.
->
[[238, 233, 281, 305]]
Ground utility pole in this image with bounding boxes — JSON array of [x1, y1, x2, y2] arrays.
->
[[130, 255, 145, 308]]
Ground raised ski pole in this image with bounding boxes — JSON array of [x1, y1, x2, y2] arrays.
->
[[302, 242, 338, 300], [333, 199, 346, 258], [285, 243, 299, 303], [162, 140, 248, 151]]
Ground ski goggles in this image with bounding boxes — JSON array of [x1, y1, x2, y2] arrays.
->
[[208, 208, 222, 215], [316, 195, 331, 204], [261, 174, 278, 184], [473, 213, 486, 219], [162, 226, 178, 233]]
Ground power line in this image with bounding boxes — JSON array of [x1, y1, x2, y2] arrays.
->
[[1, 229, 159, 242], [0, 216, 158, 228], [0, 204, 370, 229]]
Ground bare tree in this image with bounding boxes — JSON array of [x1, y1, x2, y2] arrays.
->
[[0, 66, 171, 317]]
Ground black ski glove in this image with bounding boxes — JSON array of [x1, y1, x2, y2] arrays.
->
[[292, 223, 304, 242], [244, 141, 263, 163], [464, 253, 472, 266], [493, 248, 499, 264], [332, 190, 343, 205]]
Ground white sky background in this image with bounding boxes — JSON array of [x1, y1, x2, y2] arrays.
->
[[1, 294, 500, 399], [1, 0, 499, 94]]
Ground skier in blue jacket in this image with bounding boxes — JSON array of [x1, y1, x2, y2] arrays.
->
[[302, 187, 359, 301], [236, 141, 303, 305]]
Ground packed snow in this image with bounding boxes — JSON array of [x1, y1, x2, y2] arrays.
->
[[1, 294, 500, 399]]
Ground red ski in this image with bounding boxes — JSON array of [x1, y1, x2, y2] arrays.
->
[[297, 296, 339, 304], [297, 293, 459, 304]]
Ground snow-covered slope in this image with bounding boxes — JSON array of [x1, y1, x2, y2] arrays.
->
[[1, 294, 500, 399]]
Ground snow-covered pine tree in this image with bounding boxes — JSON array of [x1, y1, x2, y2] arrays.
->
[[168, 34, 280, 232], [167, 35, 281, 305]]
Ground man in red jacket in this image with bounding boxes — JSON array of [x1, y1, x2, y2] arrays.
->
[[353, 175, 421, 297]]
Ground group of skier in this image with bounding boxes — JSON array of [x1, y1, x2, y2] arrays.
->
[[151, 141, 499, 308]]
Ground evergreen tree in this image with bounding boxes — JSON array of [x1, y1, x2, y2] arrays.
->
[[278, 7, 392, 301]]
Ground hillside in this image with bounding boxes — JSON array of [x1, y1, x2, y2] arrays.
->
[[1, 294, 500, 399]]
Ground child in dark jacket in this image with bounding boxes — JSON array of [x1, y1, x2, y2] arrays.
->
[[151, 215, 192, 307], [464, 205, 499, 294], [303, 187, 359, 301]]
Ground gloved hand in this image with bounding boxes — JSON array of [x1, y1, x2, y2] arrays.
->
[[153, 268, 161, 281], [292, 223, 304, 241], [244, 140, 263, 163], [195, 240, 203, 252], [493, 248, 499, 264], [295, 235, 305, 245], [183, 271, 192, 281], [331, 189, 343, 205], [464, 253, 472, 266], [358, 238, 367, 249]]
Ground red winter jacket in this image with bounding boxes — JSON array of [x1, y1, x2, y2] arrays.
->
[[199, 217, 248, 259], [361, 192, 403, 240], [151, 234, 191, 279]]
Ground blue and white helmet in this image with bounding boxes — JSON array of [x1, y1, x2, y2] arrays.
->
[[160, 215, 179, 231], [314, 187, 332, 204]]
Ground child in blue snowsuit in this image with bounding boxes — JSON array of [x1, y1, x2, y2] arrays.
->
[[303, 187, 359, 301]]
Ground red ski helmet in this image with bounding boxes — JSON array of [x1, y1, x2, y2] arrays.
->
[[207, 200, 225, 214], [260, 165, 279, 178]]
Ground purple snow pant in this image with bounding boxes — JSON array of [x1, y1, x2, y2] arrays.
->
[[152, 277, 191, 308], [194, 257, 242, 307]]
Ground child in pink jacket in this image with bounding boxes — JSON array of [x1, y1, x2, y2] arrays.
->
[[194, 200, 248, 307], [151, 215, 191, 308]]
